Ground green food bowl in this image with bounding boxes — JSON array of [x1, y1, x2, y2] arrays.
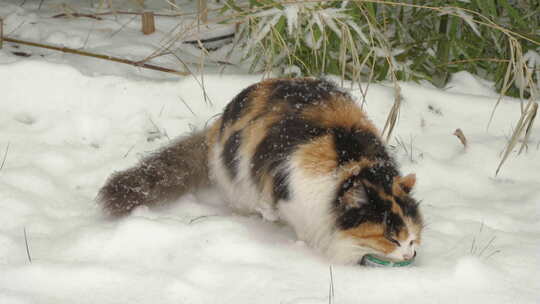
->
[[360, 254, 415, 267]]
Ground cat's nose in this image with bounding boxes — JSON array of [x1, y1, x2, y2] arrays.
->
[[403, 250, 416, 260]]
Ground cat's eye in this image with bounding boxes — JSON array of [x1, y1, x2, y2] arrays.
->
[[388, 238, 400, 247]]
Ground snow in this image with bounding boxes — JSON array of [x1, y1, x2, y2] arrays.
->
[[1, 2, 540, 304]]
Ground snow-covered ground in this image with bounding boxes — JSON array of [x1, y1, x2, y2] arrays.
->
[[1, 2, 539, 304]]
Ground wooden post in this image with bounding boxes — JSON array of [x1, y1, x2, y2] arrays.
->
[[142, 12, 155, 35], [198, 0, 208, 23]]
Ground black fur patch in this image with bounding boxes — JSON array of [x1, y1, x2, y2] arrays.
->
[[357, 163, 399, 195], [385, 211, 406, 237], [337, 208, 370, 230], [336, 175, 357, 200], [251, 115, 325, 190], [222, 130, 242, 179], [220, 84, 257, 134], [395, 196, 421, 220], [272, 168, 290, 202], [333, 128, 390, 166], [335, 179, 393, 229], [269, 79, 344, 109]]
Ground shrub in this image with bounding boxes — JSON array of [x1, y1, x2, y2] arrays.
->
[[224, 0, 540, 98]]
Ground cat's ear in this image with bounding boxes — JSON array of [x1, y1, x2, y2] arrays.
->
[[395, 173, 416, 194], [339, 182, 368, 208]]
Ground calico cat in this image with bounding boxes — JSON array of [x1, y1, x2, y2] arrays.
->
[[98, 78, 423, 265]]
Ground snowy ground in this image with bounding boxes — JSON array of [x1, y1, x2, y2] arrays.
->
[[1, 2, 540, 304]]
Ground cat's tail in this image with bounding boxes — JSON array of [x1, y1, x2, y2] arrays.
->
[[97, 130, 210, 217]]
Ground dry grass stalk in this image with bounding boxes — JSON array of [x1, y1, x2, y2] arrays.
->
[[280, 0, 539, 46], [491, 35, 538, 175], [198, 0, 208, 23], [496, 100, 538, 175], [453, 128, 468, 149], [167, 0, 178, 11], [518, 102, 538, 154], [328, 265, 335, 304], [382, 86, 401, 142], [24, 227, 32, 263], [197, 39, 213, 105], [168, 51, 214, 106]]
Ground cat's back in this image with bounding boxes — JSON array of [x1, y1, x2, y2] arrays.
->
[[207, 78, 387, 214]]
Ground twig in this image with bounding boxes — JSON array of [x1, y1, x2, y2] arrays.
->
[[52, 13, 103, 20], [159, 104, 166, 117], [183, 33, 235, 46], [395, 136, 409, 155], [188, 215, 218, 224], [24, 227, 32, 263], [479, 236, 496, 257], [409, 134, 414, 162], [109, 15, 138, 38], [7, 21, 26, 36], [485, 250, 501, 260], [328, 265, 335, 304], [179, 96, 197, 117], [169, 52, 214, 105], [66, 7, 224, 19], [0, 142, 9, 172], [197, 39, 212, 106], [83, 19, 97, 49], [2, 37, 190, 76], [123, 144, 136, 158], [147, 116, 167, 140], [436, 57, 510, 67], [453, 128, 468, 149]]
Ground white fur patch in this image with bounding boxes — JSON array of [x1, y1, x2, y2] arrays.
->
[[209, 137, 417, 264], [387, 233, 418, 261], [209, 140, 276, 219]]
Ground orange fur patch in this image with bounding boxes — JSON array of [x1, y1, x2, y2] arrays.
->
[[260, 173, 275, 201], [205, 118, 222, 156], [398, 173, 416, 194], [219, 81, 275, 143], [295, 134, 337, 175], [395, 228, 410, 242], [342, 223, 396, 254], [336, 159, 375, 181], [240, 109, 284, 160], [301, 97, 379, 135]]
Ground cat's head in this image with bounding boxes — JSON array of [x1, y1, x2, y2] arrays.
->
[[333, 165, 423, 263]]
